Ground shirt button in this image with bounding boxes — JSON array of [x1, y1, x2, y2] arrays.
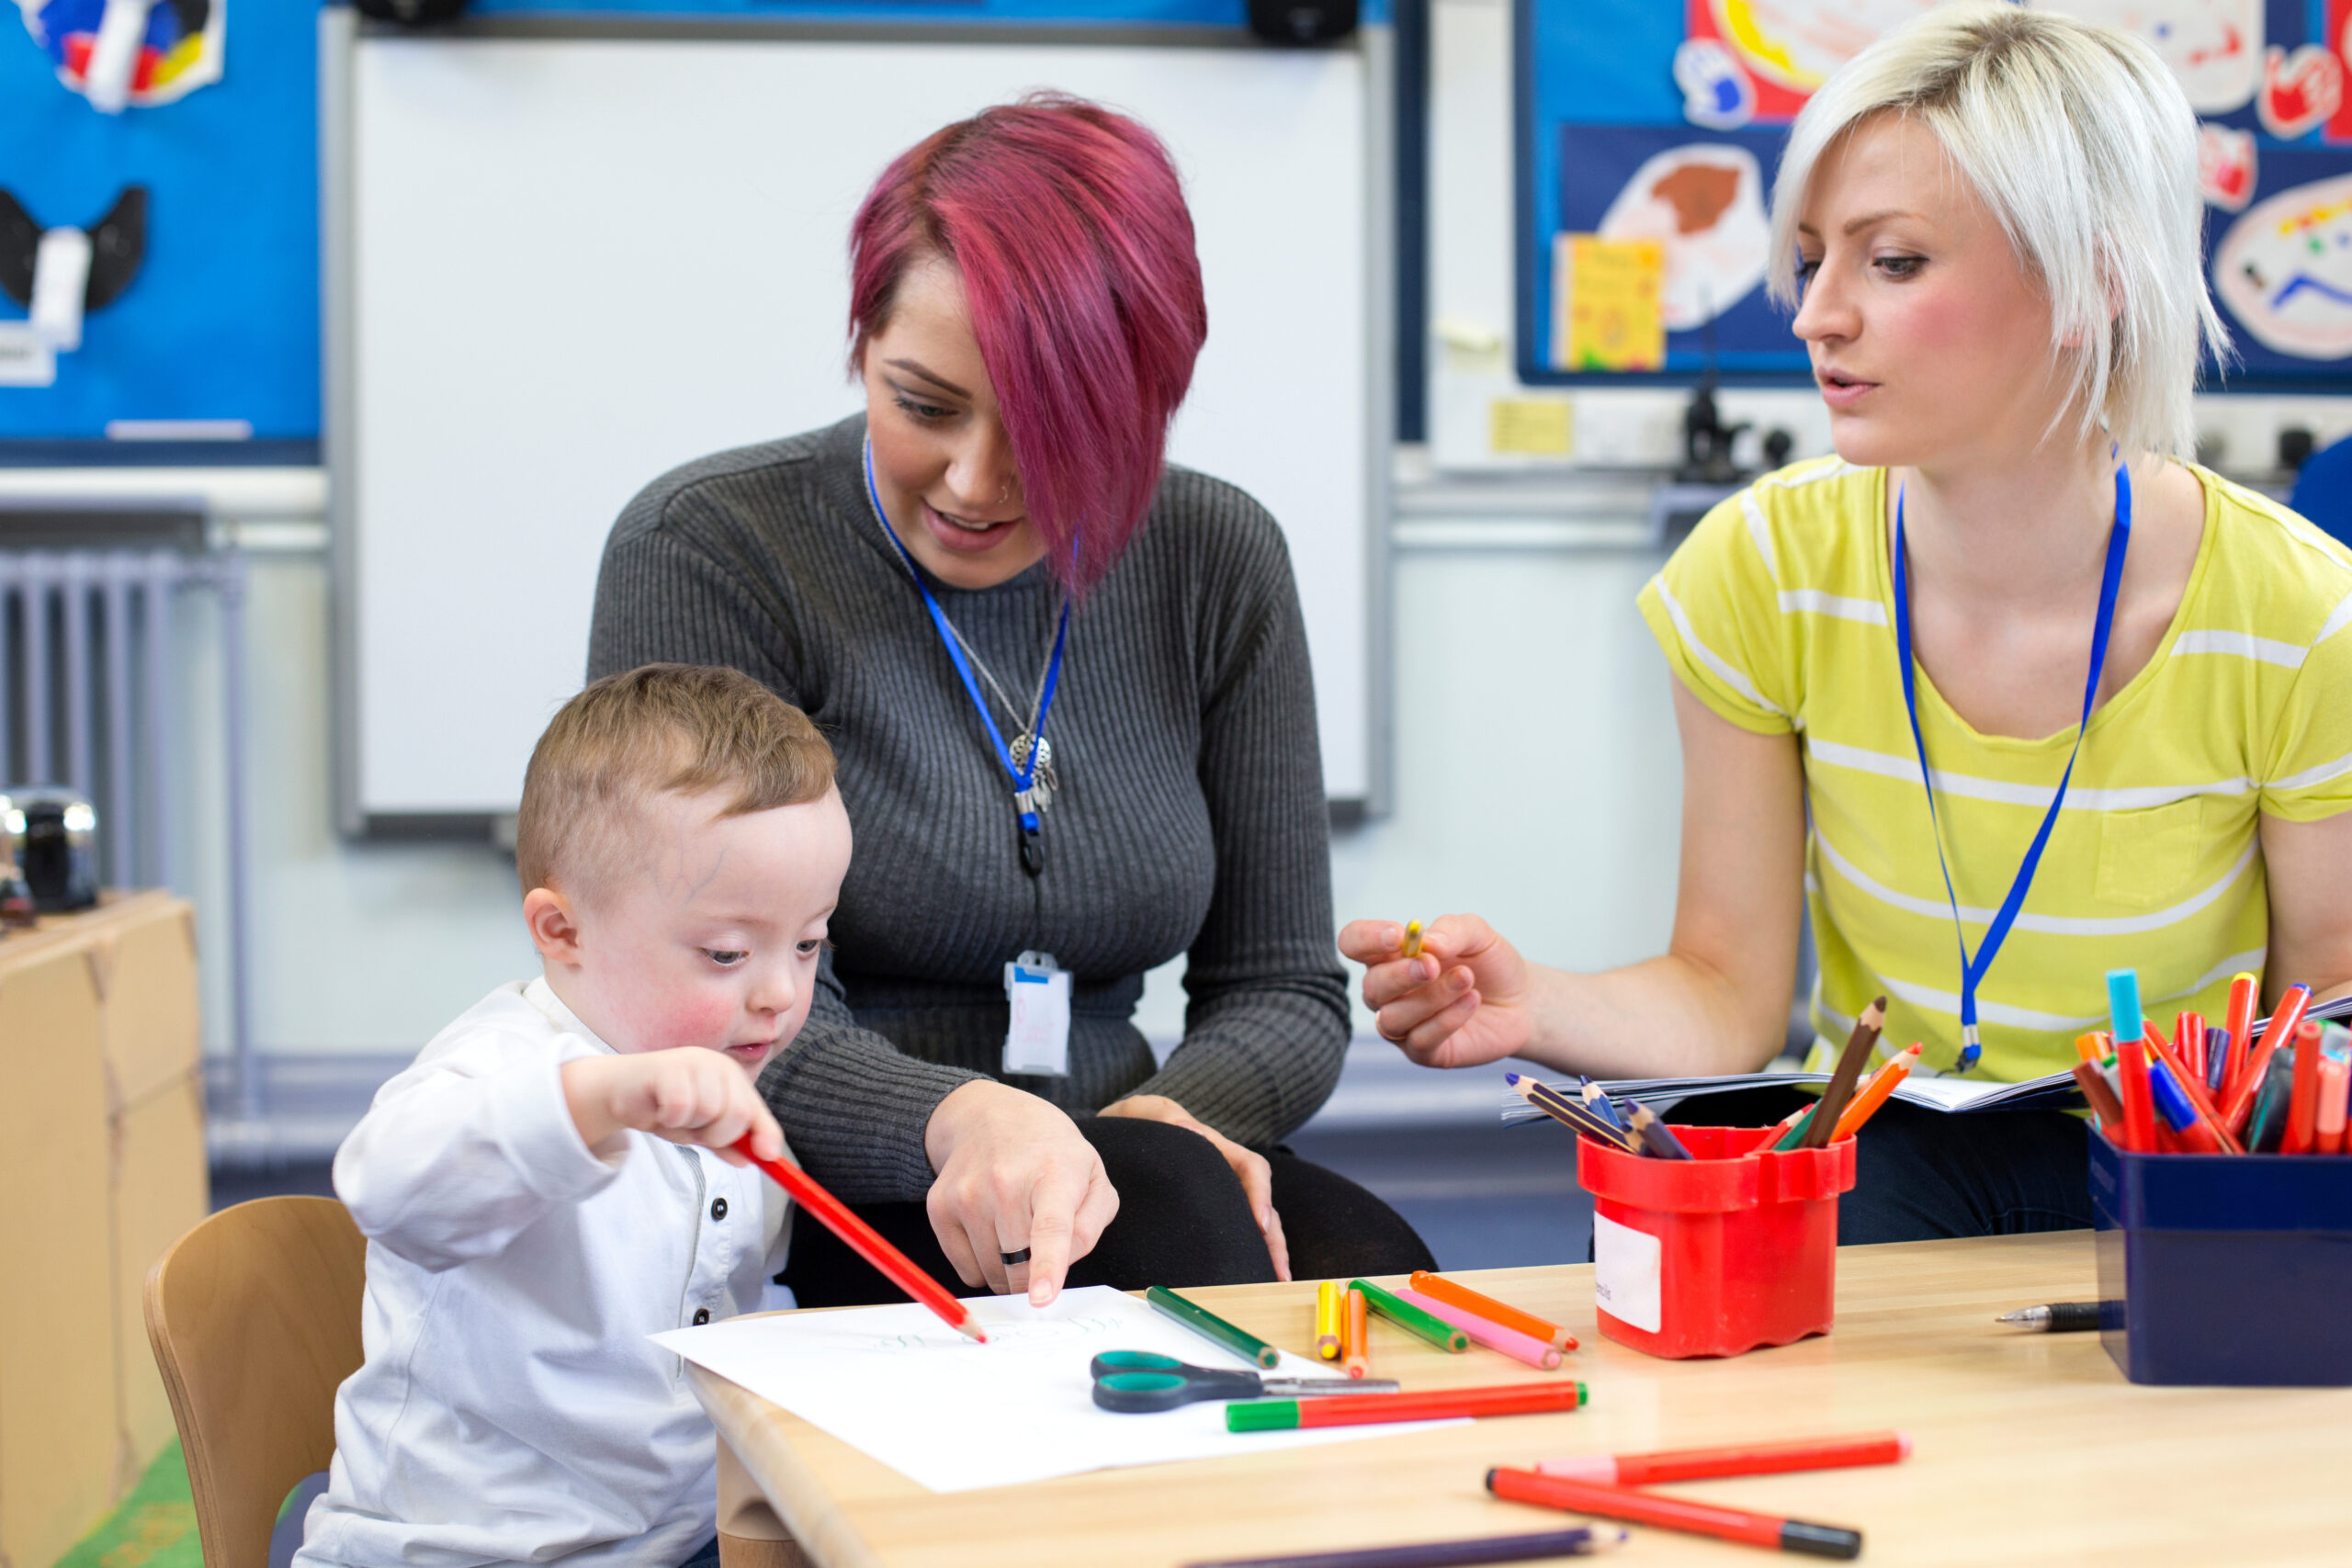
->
[[692, 1308, 711, 1325], [710, 1197, 729, 1222]]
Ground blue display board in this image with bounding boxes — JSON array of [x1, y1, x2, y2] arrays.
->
[[0, 0, 319, 450], [1518, 0, 2352, 389]]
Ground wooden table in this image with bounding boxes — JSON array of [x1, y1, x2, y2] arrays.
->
[[690, 1234, 2352, 1567]]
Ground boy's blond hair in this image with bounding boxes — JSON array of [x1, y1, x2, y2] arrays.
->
[[516, 664, 836, 897]]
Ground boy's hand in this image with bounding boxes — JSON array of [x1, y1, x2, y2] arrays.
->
[[560, 1050, 786, 1166]]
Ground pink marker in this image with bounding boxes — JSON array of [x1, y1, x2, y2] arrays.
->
[[1393, 1285, 1562, 1371]]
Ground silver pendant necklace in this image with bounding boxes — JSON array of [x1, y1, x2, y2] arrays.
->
[[860, 446, 1064, 812]]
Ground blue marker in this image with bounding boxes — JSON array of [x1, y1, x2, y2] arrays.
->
[[2106, 968, 2144, 1049], [2145, 1057, 2199, 1134], [2203, 1026, 2232, 1093]]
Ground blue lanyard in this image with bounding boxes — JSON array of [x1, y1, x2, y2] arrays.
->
[[1892, 461, 2131, 1073], [863, 440, 1069, 875]]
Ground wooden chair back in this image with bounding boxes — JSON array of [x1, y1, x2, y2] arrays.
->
[[143, 1196, 367, 1568]]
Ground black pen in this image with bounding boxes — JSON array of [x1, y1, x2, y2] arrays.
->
[[1996, 1302, 2105, 1333]]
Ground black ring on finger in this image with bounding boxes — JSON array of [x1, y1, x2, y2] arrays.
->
[[1000, 1247, 1032, 1266]]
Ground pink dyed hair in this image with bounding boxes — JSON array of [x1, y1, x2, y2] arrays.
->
[[849, 95, 1208, 596]]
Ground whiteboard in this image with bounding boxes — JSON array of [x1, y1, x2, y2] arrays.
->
[[334, 23, 1374, 820]]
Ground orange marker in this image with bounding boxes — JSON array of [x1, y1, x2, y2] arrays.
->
[[1342, 1286, 1369, 1379], [1831, 1044, 1922, 1142], [2074, 1031, 2111, 1064], [1408, 1271, 1578, 1352], [2316, 1058, 2348, 1156]]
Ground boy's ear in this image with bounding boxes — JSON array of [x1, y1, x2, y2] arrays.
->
[[523, 886, 585, 966]]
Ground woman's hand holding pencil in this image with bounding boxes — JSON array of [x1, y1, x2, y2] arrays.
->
[[1340, 915, 1532, 1067]]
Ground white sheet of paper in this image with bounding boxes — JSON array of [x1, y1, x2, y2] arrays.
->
[[653, 1284, 1461, 1493]]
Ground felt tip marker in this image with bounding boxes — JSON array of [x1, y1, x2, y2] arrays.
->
[[1487, 1468, 1860, 1560], [1534, 1431, 1909, 1486], [1228, 1382, 1587, 1432], [2222, 972, 2260, 1093], [2106, 968, 2144, 1052]]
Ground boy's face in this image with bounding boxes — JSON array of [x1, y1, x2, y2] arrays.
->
[[527, 785, 854, 1075]]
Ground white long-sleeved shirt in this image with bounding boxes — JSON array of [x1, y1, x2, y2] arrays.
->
[[296, 978, 790, 1568]]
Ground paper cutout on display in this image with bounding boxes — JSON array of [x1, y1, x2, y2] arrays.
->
[[1554, 235, 1666, 371], [2199, 121, 2256, 210], [1674, 38, 1756, 130], [2051, 1, 2260, 115], [1596, 142, 1770, 333], [2256, 43, 2343, 141], [18, 0, 222, 112], [1702, 0, 1939, 96], [2212, 174, 2352, 358]]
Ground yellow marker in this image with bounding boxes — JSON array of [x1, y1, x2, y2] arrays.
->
[[1401, 920, 1424, 960], [1314, 1280, 1344, 1360]]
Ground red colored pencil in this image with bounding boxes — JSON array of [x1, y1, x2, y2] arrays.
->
[[1408, 1270, 1578, 1351], [731, 1135, 986, 1342], [1536, 1430, 1910, 1485], [2115, 1032, 2156, 1154], [1488, 1467, 1862, 1559], [1227, 1382, 1587, 1431], [2142, 1027, 2244, 1155], [2223, 985, 2312, 1134], [2222, 973, 2260, 1097]]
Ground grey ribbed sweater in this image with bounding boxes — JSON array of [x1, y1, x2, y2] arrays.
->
[[586, 415, 1350, 1203]]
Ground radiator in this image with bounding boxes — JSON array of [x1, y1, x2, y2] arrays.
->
[[0, 546, 256, 1111]]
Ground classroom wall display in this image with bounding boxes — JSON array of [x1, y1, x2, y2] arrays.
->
[[0, 0, 311, 446], [334, 15, 1383, 821], [1517, 0, 2352, 389]]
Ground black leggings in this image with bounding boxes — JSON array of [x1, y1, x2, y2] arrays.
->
[[780, 1115, 1435, 1305], [1665, 1088, 2095, 1245]]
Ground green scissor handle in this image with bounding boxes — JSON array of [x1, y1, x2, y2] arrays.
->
[[1089, 1350, 1263, 1413], [1089, 1350, 1182, 1378]]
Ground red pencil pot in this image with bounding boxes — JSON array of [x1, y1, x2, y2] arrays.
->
[[1576, 1125, 1857, 1359]]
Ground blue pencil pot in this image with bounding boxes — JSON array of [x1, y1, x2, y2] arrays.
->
[[2088, 1130, 2352, 1385]]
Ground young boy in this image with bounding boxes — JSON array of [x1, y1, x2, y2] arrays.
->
[[296, 664, 852, 1568]]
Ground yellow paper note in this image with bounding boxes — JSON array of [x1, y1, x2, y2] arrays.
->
[[1488, 398, 1573, 457], [1554, 234, 1665, 372]]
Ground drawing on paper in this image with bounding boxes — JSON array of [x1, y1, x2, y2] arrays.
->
[[2048, 1, 2261, 115], [865, 1314, 1127, 1353], [1596, 143, 1771, 333], [2212, 174, 2352, 358]]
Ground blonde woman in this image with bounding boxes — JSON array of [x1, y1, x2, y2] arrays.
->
[[1347, 6, 2352, 1239]]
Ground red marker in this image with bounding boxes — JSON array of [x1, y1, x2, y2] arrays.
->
[[2143, 1027, 2244, 1155], [730, 1135, 986, 1342], [1536, 1430, 1909, 1486], [2177, 1012, 2206, 1083], [1488, 1467, 1861, 1560], [2115, 1031, 2156, 1154], [2285, 1018, 2326, 1156], [2222, 973, 2260, 1098], [2224, 984, 2312, 1132], [1227, 1382, 1586, 1431]]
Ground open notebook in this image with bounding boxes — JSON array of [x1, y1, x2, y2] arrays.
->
[[1497, 991, 2352, 1124]]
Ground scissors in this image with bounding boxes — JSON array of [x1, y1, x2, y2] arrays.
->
[[1089, 1350, 1399, 1413]]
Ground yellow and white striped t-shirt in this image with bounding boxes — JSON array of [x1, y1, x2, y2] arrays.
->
[[1637, 457, 2352, 1085]]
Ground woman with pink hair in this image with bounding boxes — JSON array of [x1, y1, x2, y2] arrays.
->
[[589, 96, 1431, 1304]]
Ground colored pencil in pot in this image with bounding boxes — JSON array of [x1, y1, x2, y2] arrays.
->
[[1393, 1285, 1562, 1371], [1487, 1468, 1861, 1560], [1351, 1278, 1468, 1352], [1830, 1043, 1921, 1142], [1626, 1102, 1694, 1159], [1228, 1382, 1587, 1432], [1147, 1285, 1281, 1369], [1315, 1280, 1344, 1360], [731, 1135, 986, 1343], [1534, 1430, 1910, 1486], [1791, 995, 1883, 1151], [1506, 1073, 1636, 1151], [1577, 1077, 1629, 1132], [1408, 1270, 1577, 1351]]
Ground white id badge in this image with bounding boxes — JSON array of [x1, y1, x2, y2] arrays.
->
[[1002, 950, 1071, 1077]]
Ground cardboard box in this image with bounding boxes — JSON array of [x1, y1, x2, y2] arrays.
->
[[111, 1069, 209, 1489], [0, 933, 118, 1568], [0, 892, 203, 1568]]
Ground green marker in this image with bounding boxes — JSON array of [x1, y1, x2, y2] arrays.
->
[[1145, 1284, 1280, 1369], [1350, 1278, 1468, 1353]]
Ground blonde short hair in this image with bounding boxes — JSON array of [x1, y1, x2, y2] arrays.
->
[[515, 664, 836, 898], [1766, 3, 2228, 460]]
